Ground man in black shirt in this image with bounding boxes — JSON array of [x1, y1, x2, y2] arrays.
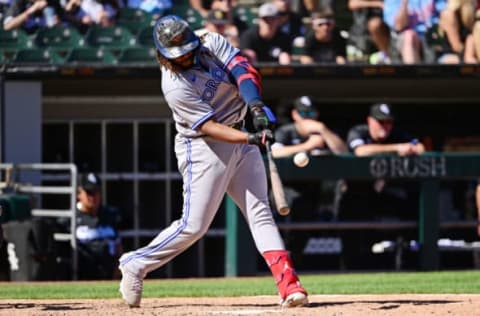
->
[[340, 102, 425, 220], [299, 8, 347, 64], [273, 95, 347, 158], [272, 0, 306, 44], [59, 172, 122, 280], [240, 2, 292, 64], [272, 95, 347, 221], [339, 103, 425, 269], [347, 103, 424, 157], [339, 103, 425, 268]]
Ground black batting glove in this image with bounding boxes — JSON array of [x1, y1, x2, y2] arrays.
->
[[247, 129, 275, 147], [249, 100, 277, 132]]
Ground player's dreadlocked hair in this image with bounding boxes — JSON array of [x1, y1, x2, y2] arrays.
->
[[156, 50, 179, 72]]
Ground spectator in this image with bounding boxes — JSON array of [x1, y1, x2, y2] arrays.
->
[[348, 103, 425, 157], [196, 9, 240, 47], [340, 102, 425, 220], [271, 95, 347, 268], [383, 0, 443, 63], [298, 8, 347, 64], [189, 0, 248, 35], [302, 0, 334, 14], [272, 0, 306, 44], [339, 103, 425, 269], [438, 0, 476, 63], [347, 0, 391, 64], [190, 0, 224, 18], [271, 95, 347, 217], [240, 2, 292, 64], [124, 0, 172, 17], [58, 172, 122, 280], [63, 0, 119, 29], [3, 0, 63, 33], [0, 0, 11, 23], [272, 95, 347, 158], [463, 2, 480, 63]]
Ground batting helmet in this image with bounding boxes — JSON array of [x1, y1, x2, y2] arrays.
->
[[153, 15, 200, 59]]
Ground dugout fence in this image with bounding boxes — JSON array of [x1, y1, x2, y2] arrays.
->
[[0, 163, 78, 280]]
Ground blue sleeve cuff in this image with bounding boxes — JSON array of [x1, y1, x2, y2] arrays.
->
[[192, 111, 215, 130]]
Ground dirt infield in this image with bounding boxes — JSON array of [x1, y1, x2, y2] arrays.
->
[[0, 294, 479, 315]]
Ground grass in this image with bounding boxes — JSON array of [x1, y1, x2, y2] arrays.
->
[[0, 270, 479, 299]]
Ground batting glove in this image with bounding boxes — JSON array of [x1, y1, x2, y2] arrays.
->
[[249, 100, 277, 132], [247, 129, 275, 147]]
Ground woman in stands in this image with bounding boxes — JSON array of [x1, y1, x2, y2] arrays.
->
[[463, 0, 480, 62], [438, 0, 478, 63]]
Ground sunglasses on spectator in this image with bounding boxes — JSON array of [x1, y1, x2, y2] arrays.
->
[[312, 18, 333, 27], [298, 110, 318, 118]]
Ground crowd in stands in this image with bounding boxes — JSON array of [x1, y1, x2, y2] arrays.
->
[[1, 0, 479, 65]]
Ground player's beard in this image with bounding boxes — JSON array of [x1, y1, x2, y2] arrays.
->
[[171, 49, 197, 70]]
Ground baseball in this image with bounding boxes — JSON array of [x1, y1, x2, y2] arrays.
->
[[293, 152, 309, 168]]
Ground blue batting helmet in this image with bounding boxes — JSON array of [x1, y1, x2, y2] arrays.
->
[[153, 15, 200, 59]]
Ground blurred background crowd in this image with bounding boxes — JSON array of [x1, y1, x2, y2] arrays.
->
[[1, 0, 479, 65]]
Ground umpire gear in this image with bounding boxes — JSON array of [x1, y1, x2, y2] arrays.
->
[[153, 15, 200, 59]]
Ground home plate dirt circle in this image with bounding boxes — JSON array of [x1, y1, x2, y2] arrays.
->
[[0, 294, 479, 315]]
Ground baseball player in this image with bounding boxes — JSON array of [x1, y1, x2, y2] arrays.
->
[[118, 15, 308, 308]]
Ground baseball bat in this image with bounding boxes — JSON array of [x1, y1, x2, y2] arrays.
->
[[266, 141, 290, 216]]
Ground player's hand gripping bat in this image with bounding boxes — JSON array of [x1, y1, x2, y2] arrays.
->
[[266, 141, 290, 216]]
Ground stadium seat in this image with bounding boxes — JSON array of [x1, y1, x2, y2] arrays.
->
[[116, 8, 154, 35], [136, 26, 154, 47], [164, 6, 204, 29], [117, 47, 157, 65], [84, 25, 136, 51], [65, 48, 117, 65], [0, 28, 34, 53], [234, 5, 258, 26], [34, 26, 85, 54], [12, 48, 65, 65]]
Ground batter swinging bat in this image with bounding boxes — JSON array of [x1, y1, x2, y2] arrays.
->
[[266, 141, 290, 216]]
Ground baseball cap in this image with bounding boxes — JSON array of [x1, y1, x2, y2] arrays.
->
[[293, 96, 318, 117], [258, 2, 279, 18], [79, 172, 101, 193], [369, 103, 394, 120], [206, 10, 229, 25]]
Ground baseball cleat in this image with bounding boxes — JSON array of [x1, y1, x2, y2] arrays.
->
[[119, 264, 143, 308], [280, 291, 308, 308]]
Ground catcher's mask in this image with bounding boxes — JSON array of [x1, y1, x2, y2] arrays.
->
[[153, 15, 200, 59]]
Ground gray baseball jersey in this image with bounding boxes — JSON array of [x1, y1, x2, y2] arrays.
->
[[162, 32, 247, 138], [120, 32, 285, 278]]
